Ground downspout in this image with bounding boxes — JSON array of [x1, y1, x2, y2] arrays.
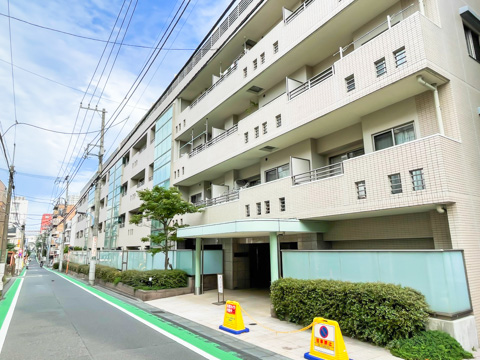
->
[[417, 76, 444, 136]]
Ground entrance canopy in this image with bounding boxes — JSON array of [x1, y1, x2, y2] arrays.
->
[[177, 218, 329, 239]]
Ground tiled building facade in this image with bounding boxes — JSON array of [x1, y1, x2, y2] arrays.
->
[[75, 0, 480, 342]]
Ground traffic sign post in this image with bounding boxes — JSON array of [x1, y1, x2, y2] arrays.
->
[[219, 300, 249, 335], [304, 317, 349, 360], [213, 273, 226, 305]]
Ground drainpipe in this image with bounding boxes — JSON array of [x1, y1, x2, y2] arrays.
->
[[417, 76, 444, 136], [418, 0, 425, 16]]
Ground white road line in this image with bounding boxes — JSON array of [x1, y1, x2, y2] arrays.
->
[[48, 270, 222, 360], [0, 277, 24, 353]]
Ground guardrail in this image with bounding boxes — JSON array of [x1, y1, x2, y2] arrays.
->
[[189, 124, 238, 157], [194, 190, 239, 207], [285, 0, 315, 24], [292, 162, 343, 185], [288, 66, 334, 100]]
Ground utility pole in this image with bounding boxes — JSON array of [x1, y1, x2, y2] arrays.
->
[[0, 165, 14, 293], [58, 175, 69, 273], [81, 104, 105, 286]]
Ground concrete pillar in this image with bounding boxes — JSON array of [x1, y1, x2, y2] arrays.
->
[[195, 238, 201, 295], [269, 232, 279, 283]]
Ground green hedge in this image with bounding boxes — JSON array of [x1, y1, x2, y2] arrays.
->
[[271, 278, 430, 346], [58, 261, 187, 290], [388, 330, 473, 360]]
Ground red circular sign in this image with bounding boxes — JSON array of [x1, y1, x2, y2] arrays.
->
[[319, 325, 328, 338]]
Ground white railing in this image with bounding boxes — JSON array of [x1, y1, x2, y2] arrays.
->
[[288, 66, 334, 100], [285, 0, 315, 24], [292, 163, 343, 185], [189, 53, 243, 109], [194, 190, 239, 207], [189, 124, 238, 157]]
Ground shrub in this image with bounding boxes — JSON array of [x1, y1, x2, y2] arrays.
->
[[52, 262, 59, 269], [387, 330, 473, 360], [58, 262, 187, 290], [271, 278, 430, 346], [120, 269, 187, 290]]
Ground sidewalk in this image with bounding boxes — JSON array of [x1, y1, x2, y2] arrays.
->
[[147, 289, 402, 360]]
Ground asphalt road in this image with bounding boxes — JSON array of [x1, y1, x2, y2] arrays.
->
[[0, 260, 216, 360]]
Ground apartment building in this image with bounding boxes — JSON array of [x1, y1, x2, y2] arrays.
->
[[75, 0, 480, 344]]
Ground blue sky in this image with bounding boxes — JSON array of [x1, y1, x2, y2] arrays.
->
[[0, 0, 233, 237]]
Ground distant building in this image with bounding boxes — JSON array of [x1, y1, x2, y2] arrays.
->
[[40, 214, 52, 232]]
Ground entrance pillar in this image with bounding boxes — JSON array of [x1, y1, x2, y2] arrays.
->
[[195, 238, 202, 295], [269, 232, 279, 283]]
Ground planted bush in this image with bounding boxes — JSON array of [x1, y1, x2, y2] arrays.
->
[[58, 262, 187, 290], [271, 278, 430, 346], [387, 330, 473, 360], [120, 269, 187, 290]]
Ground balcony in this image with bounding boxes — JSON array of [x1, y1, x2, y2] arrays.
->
[[182, 135, 460, 226], [283, 0, 315, 25], [175, 12, 448, 185], [188, 124, 238, 158], [292, 163, 343, 185], [193, 190, 239, 208], [177, 0, 414, 138]]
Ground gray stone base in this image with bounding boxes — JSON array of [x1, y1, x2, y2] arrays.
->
[[65, 271, 194, 301], [427, 315, 479, 351]]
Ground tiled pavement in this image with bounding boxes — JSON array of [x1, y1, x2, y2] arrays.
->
[[148, 289, 404, 360]]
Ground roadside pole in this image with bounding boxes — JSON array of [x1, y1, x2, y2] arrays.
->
[[0, 165, 14, 293], [80, 105, 105, 286], [59, 176, 69, 273]]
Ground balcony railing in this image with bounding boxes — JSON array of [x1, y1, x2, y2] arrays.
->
[[194, 190, 239, 208], [288, 66, 334, 100], [284, 0, 315, 24], [292, 162, 343, 185], [189, 124, 238, 157], [189, 56, 241, 109]]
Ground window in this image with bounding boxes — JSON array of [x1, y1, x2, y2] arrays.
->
[[375, 58, 387, 77], [262, 122, 267, 134], [279, 197, 286, 212], [179, 123, 181, 131], [410, 169, 425, 191], [190, 193, 202, 204], [329, 148, 364, 165], [464, 25, 480, 61], [266, 164, 290, 182], [182, 167, 184, 175], [273, 41, 279, 54], [356, 181, 366, 199], [345, 75, 355, 92], [260, 52, 265, 64], [243, 67, 248, 78], [389, 173, 402, 194], [183, 119, 186, 127], [276, 114, 282, 127], [256, 202, 261, 215], [265, 200, 270, 214], [394, 47, 406, 67], [245, 205, 250, 217], [253, 59, 258, 70], [373, 122, 415, 151], [244, 132, 249, 143], [254, 126, 259, 138]]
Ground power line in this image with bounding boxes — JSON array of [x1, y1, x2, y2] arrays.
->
[[0, 11, 208, 51], [0, 58, 148, 110], [2, 116, 129, 137]]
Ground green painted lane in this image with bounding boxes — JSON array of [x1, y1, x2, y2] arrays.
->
[[0, 268, 26, 329], [48, 269, 242, 360]]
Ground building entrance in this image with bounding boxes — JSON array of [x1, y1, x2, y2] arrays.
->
[[249, 243, 271, 288]]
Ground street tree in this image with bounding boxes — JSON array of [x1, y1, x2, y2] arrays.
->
[[129, 186, 202, 270]]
